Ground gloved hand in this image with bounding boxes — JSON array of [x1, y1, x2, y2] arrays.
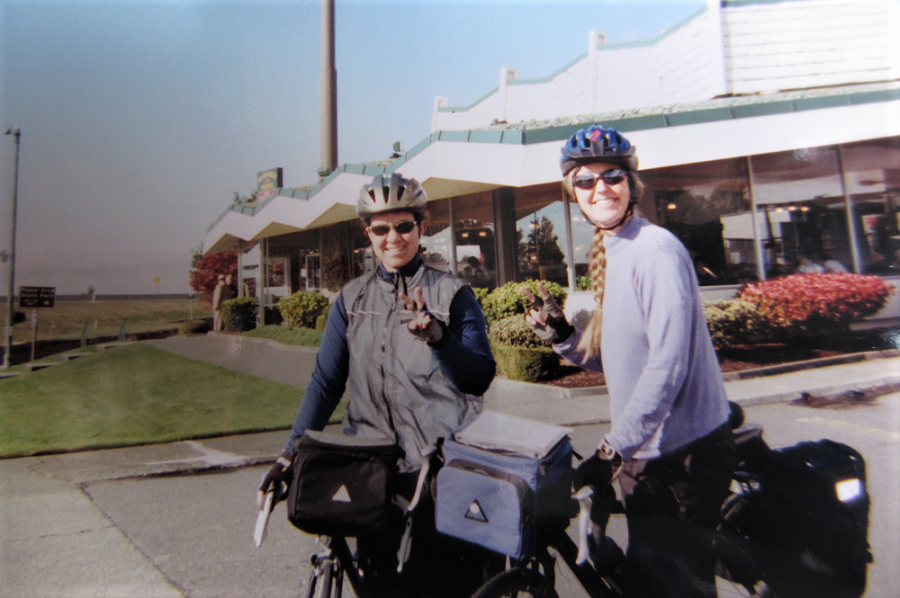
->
[[400, 286, 445, 345], [573, 452, 614, 491], [257, 450, 293, 508], [519, 283, 574, 343]]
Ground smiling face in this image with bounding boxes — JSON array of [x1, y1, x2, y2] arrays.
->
[[572, 161, 632, 234], [366, 211, 424, 272]]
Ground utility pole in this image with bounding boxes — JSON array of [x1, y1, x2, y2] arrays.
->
[[3, 127, 21, 369]]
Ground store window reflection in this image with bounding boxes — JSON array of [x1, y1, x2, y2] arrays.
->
[[454, 193, 496, 289], [420, 198, 453, 273], [750, 147, 850, 278], [842, 136, 900, 275], [513, 187, 569, 286], [642, 158, 755, 286]]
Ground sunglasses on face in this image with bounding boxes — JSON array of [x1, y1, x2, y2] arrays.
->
[[367, 221, 419, 236], [572, 168, 628, 190]]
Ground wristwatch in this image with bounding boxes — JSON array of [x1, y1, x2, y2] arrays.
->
[[597, 437, 619, 462]]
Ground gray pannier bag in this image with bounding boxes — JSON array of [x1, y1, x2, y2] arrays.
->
[[434, 411, 573, 559]]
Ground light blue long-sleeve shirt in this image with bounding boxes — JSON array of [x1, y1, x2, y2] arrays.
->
[[555, 216, 729, 460]]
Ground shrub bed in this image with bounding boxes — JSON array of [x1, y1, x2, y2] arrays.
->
[[480, 280, 567, 325], [736, 273, 894, 335], [488, 315, 559, 381], [279, 291, 330, 329], [178, 320, 210, 336], [222, 297, 258, 332]]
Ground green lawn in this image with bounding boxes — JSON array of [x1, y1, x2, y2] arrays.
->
[[0, 343, 330, 457]]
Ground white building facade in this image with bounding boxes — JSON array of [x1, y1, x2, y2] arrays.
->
[[204, 0, 900, 324]]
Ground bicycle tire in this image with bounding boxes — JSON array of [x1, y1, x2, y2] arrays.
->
[[470, 568, 556, 598]]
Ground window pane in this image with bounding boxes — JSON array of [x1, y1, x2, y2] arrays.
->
[[641, 158, 755, 285], [513, 188, 569, 286], [454, 192, 496, 289], [421, 198, 453, 273], [751, 147, 851, 277], [842, 136, 900, 274]]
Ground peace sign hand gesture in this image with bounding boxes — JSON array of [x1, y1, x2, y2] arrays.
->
[[399, 286, 444, 344]]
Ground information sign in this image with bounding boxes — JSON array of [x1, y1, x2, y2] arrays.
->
[[19, 286, 56, 308]]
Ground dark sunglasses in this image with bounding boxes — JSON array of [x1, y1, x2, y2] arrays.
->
[[572, 168, 628, 190], [368, 221, 418, 236]]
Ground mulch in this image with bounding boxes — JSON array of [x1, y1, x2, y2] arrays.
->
[[537, 328, 899, 388]]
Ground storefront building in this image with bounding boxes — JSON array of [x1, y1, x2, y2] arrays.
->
[[204, 0, 900, 323]]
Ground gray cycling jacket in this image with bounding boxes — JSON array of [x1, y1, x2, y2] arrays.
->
[[341, 265, 483, 471]]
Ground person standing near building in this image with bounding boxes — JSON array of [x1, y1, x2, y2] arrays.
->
[[211, 274, 231, 331], [522, 125, 735, 598], [257, 173, 500, 597]]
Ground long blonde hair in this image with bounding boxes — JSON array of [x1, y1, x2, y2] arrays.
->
[[564, 166, 645, 356]]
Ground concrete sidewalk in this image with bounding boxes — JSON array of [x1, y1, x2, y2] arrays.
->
[[1, 333, 898, 598]]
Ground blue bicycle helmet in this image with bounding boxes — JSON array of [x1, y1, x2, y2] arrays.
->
[[560, 125, 637, 176]]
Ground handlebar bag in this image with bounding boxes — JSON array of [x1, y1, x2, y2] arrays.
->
[[287, 430, 402, 538], [435, 431, 572, 559]]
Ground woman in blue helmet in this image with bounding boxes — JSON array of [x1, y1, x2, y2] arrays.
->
[[522, 125, 735, 598]]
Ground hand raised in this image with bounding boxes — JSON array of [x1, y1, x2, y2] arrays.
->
[[399, 286, 444, 344]]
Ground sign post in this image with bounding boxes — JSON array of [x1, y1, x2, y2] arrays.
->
[[19, 286, 55, 363]]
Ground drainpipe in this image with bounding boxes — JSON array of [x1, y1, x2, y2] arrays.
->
[[320, 0, 337, 174]]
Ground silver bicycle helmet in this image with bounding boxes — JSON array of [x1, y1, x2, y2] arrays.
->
[[357, 173, 427, 219]]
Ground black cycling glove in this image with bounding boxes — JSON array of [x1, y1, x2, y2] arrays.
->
[[257, 449, 293, 508], [519, 283, 574, 343]]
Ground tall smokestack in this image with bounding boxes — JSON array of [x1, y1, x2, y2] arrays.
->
[[320, 0, 337, 175]]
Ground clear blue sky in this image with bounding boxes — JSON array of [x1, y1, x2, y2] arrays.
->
[[0, 0, 704, 295]]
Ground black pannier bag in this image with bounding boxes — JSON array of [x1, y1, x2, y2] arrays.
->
[[728, 438, 872, 598], [287, 430, 402, 538]]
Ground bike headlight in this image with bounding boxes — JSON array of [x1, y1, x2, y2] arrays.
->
[[835, 478, 862, 502]]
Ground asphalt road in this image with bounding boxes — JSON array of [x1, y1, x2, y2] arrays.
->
[[77, 393, 899, 598]]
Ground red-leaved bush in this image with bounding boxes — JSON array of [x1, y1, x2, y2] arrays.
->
[[736, 273, 894, 332]]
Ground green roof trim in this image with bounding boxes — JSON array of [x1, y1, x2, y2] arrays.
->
[[851, 87, 900, 105], [666, 107, 734, 126], [791, 95, 851, 111], [731, 100, 794, 119], [208, 82, 898, 235], [438, 130, 470, 142], [723, 0, 806, 7]]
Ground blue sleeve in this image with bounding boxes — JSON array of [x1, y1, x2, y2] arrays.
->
[[284, 296, 349, 453], [431, 286, 496, 396]]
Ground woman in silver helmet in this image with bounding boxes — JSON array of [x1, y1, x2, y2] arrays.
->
[[259, 172, 500, 597]]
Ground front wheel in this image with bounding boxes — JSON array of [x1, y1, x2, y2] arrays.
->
[[470, 568, 556, 598]]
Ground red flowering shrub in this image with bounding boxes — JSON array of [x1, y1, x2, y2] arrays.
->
[[736, 273, 894, 334], [189, 250, 238, 306]]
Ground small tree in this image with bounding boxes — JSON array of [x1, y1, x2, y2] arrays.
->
[[190, 250, 238, 306]]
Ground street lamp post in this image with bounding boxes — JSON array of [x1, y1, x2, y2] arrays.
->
[[3, 127, 21, 370]]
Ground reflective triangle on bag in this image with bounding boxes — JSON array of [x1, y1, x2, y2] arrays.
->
[[332, 485, 352, 503], [465, 500, 488, 523]]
